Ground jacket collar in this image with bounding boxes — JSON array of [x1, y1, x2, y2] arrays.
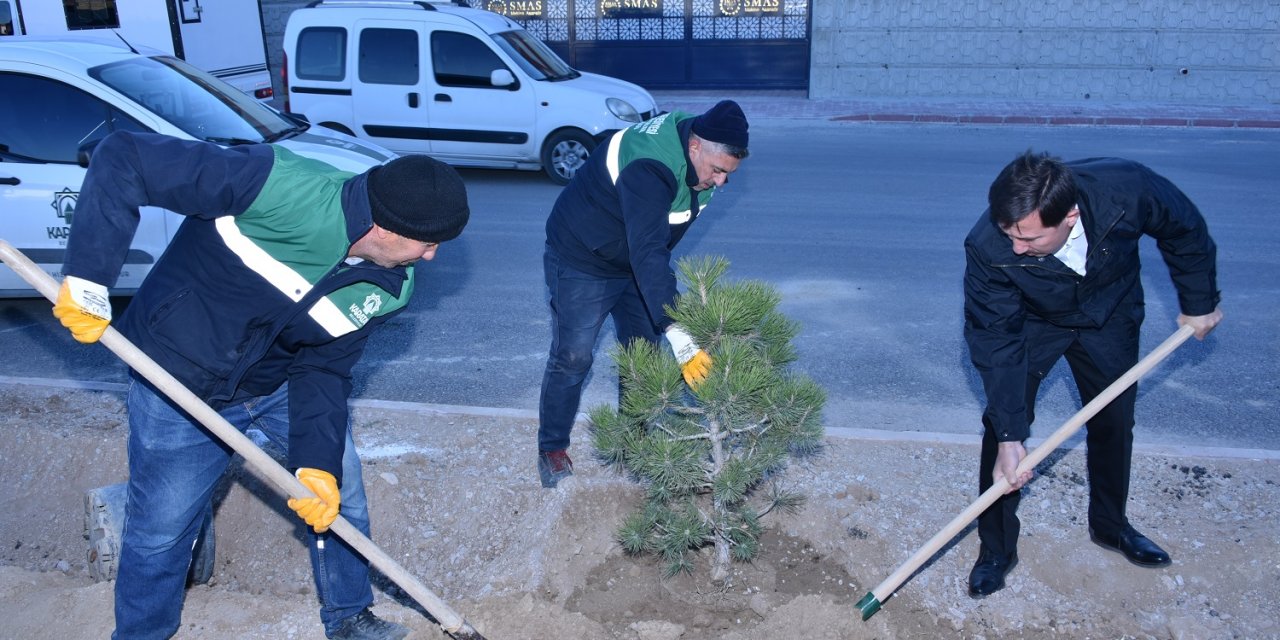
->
[[340, 171, 377, 245], [677, 118, 698, 188], [1073, 172, 1127, 245]]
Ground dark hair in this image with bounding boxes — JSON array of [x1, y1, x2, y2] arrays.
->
[[987, 150, 1077, 228]]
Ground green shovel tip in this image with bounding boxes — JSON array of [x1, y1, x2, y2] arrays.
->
[[855, 592, 881, 620]]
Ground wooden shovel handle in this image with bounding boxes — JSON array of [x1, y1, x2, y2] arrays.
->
[[0, 240, 485, 639], [866, 322, 1195, 607]]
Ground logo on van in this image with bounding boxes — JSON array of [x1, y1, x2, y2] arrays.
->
[[52, 188, 78, 226]]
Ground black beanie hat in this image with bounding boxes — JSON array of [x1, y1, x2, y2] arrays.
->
[[691, 100, 749, 149], [366, 155, 470, 243]]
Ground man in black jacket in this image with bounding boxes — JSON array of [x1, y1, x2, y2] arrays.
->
[[963, 150, 1222, 597]]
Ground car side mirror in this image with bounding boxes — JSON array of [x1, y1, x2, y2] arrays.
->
[[77, 139, 103, 168], [490, 69, 516, 89]]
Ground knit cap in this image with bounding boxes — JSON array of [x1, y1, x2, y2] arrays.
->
[[691, 100, 749, 149], [366, 155, 470, 243]]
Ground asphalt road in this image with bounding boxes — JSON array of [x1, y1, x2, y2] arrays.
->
[[2, 122, 1276, 451]]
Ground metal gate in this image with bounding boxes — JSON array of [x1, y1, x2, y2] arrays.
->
[[479, 0, 810, 90]]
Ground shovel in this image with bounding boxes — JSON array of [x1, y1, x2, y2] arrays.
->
[[0, 240, 486, 640], [855, 323, 1196, 620]]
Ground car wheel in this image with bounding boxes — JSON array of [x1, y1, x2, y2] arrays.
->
[[541, 129, 595, 185]]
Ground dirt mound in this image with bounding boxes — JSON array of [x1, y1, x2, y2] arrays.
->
[[1, 384, 1276, 639]]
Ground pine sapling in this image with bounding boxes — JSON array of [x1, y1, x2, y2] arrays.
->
[[591, 255, 825, 582]]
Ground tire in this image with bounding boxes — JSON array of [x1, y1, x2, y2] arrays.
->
[[541, 129, 596, 185]]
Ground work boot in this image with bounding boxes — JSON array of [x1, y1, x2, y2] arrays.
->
[[537, 449, 574, 488], [967, 548, 1017, 597], [330, 608, 408, 640]]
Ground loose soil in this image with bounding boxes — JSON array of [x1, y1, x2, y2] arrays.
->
[[1, 384, 1276, 639]]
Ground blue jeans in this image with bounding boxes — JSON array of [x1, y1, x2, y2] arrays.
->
[[113, 380, 373, 639], [538, 247, 661, 452]]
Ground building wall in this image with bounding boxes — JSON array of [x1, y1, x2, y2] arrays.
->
[[810, 0, 1280, 103], [260, 0, 1280, 104]]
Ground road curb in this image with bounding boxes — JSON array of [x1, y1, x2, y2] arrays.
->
[[3, 376, 1275, 462]]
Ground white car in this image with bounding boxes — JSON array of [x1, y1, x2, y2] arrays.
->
[[283, 0, 661, 184], [0, 35, 397, 297]]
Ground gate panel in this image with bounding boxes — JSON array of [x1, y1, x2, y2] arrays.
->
[[482, 0, 810, 90]]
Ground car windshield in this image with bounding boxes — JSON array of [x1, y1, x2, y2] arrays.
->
[[89, 55, 301, 144], [490, 29, 579, 82]]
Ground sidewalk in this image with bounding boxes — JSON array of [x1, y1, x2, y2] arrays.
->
[[651, 90, 1280, 129]]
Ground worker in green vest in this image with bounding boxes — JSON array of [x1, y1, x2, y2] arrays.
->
[[537, 100, 750, 488]]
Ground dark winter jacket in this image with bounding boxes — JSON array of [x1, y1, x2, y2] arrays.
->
[[63, 131, 412, 480], [963, 157, 1219, 442], [545, 112, 716, 331]]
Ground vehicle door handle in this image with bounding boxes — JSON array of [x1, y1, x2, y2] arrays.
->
[[0, 177, 19, 186], [408, 93, 419, 108], [434, 93, 452, 103]]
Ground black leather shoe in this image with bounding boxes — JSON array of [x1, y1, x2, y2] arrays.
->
[[1090, 526, 1172, 568], [968, 548, 1018, 597]]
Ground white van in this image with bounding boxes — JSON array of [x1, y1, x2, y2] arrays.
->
[[0, 35, 396, 297], [0, 0, 274, 101], [283, 0, 661, 184]]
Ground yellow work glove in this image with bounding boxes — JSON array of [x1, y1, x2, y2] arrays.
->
[[665, 324, 712, 389], [52, 276, 112, 344], [287, 468, 340, 533]]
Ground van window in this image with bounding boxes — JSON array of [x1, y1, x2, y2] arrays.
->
[[490, 29, 577, 82], [431, 31, 509, 89], [359, 28, 418, 85], [0, 72, 145, 164], [296, 27, 347, 81], [64, 0, 121, 30], [1, 2, 15, 36]]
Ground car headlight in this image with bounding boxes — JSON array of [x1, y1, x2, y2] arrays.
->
[[607, 97, 642, 123]]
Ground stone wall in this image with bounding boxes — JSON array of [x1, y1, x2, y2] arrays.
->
[[809, 0, 1280, 103]]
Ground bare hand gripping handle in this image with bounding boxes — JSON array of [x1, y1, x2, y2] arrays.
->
[[855, 322, 1195, 620]]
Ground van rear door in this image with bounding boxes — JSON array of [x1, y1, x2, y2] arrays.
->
[[423, 27, 536, 163], [350, 20, 433, 156]]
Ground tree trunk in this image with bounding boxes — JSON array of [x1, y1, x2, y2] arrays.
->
[[709, 417, 731, 582]]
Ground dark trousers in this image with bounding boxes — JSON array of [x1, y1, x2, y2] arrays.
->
[[978, 317, 1140, 557], [538, 247, 661, 452]]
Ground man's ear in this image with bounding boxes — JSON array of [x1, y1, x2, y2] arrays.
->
[[1064, 206, 1081, 226]]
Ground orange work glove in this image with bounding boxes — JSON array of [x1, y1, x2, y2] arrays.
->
[[287, 468, 340, 533], [665, 324, 713, 389], [52, 276, 112, 344]]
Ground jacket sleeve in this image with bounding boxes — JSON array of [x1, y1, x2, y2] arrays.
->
[[1136, 165, 1221, 316], [63, 131, 273, 286], [963, 237, 1031, 442], [617, 158, 682, 331], [284, 327, 374, 483]]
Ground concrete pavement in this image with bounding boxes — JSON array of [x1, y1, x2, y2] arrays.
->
[[652, 90, 1280, 128]]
